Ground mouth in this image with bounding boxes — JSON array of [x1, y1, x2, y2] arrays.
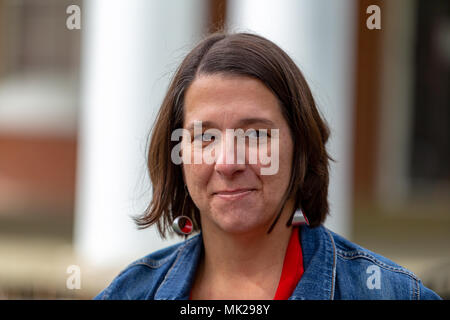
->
[[213, 188, 257, 200]]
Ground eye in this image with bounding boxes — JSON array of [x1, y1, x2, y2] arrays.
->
[[193, 132, 215, 142], [247, 129, 269, 139], [203, 132, 215, 141]]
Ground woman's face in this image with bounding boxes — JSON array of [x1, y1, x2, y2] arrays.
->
[[182, 74, 294, 235]]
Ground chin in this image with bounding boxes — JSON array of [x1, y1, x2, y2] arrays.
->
[[211, 209, 268, 235]]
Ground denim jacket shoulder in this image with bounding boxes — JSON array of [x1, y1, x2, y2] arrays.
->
[[328, 229, 441, 300], [94, 233, 203, 300], [94, 225, 441, 300]]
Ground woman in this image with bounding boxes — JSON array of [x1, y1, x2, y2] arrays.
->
[[94, 32, 441, 300]]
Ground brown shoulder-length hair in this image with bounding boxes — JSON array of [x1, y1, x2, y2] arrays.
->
[[134, 32, 332, 238]]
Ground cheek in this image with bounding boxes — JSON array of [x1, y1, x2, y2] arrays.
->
[[278, 129, 294, 169], [182, 164, 211, 199], [258, 133, 293, 191], [249, 130, 293, 177], [281, 138, 294, 175]]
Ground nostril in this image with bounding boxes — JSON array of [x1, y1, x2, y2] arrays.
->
[[214, 161, 246, 177]]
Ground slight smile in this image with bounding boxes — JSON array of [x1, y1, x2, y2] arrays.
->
[[213, 189, 256, 200]]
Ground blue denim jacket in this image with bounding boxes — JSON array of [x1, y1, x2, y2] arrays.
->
[[94, 225, 441, 300]]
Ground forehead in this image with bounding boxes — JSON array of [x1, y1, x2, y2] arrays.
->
[[183, 74, 284, 127]]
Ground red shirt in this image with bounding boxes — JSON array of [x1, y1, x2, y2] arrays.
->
[[273, 226, 304, 299], [189, 227, 303, 300]]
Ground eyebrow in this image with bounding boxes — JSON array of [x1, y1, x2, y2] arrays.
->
[[185, 118, 276, 131]]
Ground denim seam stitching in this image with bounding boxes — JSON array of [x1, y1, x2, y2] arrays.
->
[[127, 253, 180, 269], [336, 250, 418, 281], [156, 249, 184, 300], [324, 228, 337, 300], [414, 278, 420, 300]]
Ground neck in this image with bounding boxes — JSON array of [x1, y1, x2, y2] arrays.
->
[[192, 204, 295, 299]]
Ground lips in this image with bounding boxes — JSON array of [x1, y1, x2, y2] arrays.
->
[[213, 188, 256, 200]]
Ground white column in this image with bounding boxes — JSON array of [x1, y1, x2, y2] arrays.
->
[[227, 0, 356, 238], [74, 0, 206, 268]]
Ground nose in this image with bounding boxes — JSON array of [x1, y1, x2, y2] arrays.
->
[[214, 159, 246, 177], [214, 131, 246, 177]]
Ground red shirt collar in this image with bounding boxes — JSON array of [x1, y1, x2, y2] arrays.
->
[[273, 226, 304, 300]]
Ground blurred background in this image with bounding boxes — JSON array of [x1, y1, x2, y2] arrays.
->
[[0, 0, 448, 299]]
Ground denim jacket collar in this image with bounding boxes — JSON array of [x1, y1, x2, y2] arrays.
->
[[289, 225, 336, 300], [154, 234, 203, 300], [154, 225, 336, 300]]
